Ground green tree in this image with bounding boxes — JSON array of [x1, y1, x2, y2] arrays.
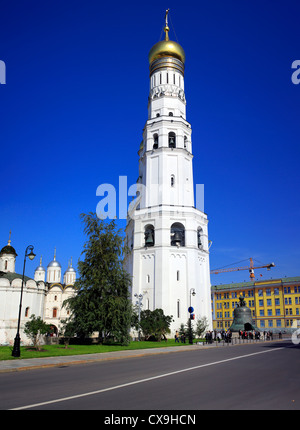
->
[[59, 318, 77, 348], [24, 314, 51, 350], [64, 213, 132, 345], [136, 308, 173, 341], [195, 316, 209, 339]]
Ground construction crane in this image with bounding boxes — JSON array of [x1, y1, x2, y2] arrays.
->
[[210, 258, 275, 280]]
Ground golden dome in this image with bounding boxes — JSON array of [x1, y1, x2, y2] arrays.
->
[[149, 38, 185, 65], [148, 14, 185, 65]]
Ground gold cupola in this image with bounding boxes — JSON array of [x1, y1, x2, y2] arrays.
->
[[148, 10, 185, 76]]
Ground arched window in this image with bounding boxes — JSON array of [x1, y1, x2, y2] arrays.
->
[[25, 307, 30, 317], [171, 175, 175, 187], [145, 224, 155, 247], [153, 133, 158, 149], [184, 136, 187, 149], [168, 132, 176, 148], [170, 222, 185, 246], [169, 112, 173, 116], [197, 227, 203, 249], [52, 308, 57, 318], [4, 260, 7, 270]]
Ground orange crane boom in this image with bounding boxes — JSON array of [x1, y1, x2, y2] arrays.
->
[[210, 258, 275, 280]]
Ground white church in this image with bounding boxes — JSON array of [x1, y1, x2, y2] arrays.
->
[[124, 11, 213, 334], [0, 235, 76, 345]]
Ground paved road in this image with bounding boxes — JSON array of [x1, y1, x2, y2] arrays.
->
[[1, 341, 299, 411]]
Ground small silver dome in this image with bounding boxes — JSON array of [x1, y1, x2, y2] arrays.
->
[[47, 260, 61, 268], [47, 248, 61, 268], [35, 257, 45, 272], [35, 265, 45, 272], [64, 258, 76, 274]]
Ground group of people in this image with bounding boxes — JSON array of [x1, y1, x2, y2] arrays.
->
[[238, 330, 261, 340], [175, 331, 186, 343], [175, 328, 281, 344], [204, 330, 232, 343]]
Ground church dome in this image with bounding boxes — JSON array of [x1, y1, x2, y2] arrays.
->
[[47, 249, 61, 268], [149, 37, 185, 65], [64, 258, 76, 275], [148, 11, 185, 66], [64, 266, 75, 274], [35, 257, 45, 272], [0, 244, 17, 257], [47, 260, 61, 268]]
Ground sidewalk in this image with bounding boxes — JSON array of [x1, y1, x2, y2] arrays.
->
[[0, 344, 204, 373], [0, 339, 288, 373]]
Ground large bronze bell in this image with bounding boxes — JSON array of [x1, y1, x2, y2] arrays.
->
[[229, 297, 259, 332], [172, 231, 182, 245], [145, 231, 154, 247], [169, 136, 176, 148]]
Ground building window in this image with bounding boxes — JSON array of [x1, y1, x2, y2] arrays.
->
[[168, 132, 176, 148], [177, 271, 180, 281], [177, 300, 180, 318], [147, 275, 150, 283], [197, 227, 203, 249], [145, 224, 155, 247], [171, 175, 175, 187], [53, 308, 57, 318], [170, 222, 185, 246], [4, 260, 8, 270], [153, 133, 158, 149], [25, 307, 30, 317]]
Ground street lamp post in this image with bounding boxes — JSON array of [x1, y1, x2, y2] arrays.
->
[[12, 245, 36, 357], [134, 293, 143, 341], [188, 288, 196, 344]]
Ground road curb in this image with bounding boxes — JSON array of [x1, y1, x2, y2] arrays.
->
[[0, 339, 287, 373]]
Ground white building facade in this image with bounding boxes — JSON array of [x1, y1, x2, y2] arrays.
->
[[125, 15, 212, 335], [0, 239, 76, 345]]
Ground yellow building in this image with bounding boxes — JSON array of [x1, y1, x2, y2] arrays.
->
[[211, 276, 300, 332]]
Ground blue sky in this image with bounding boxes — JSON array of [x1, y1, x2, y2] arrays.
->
[[0, 0, 299, 284]]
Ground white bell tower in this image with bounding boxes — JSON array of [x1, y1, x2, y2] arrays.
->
[[125, 11, 212, 334]]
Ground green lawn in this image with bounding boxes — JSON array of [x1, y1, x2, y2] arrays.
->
[[0, 339, 200, 361]]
